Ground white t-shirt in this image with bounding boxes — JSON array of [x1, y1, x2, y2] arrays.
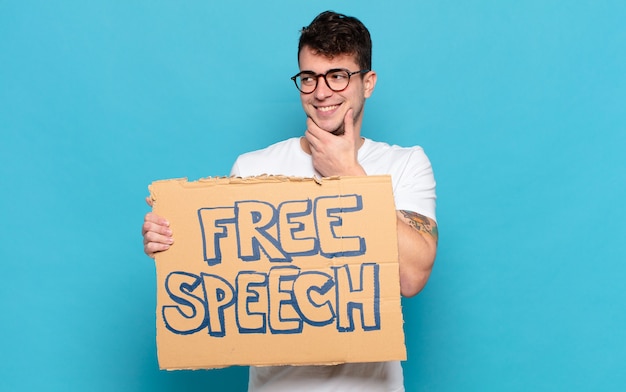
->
[[231, 137, 436, 221], [230, 137, 437, 392]]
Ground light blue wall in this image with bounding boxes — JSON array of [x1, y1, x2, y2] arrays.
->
[[1, 1, 625, 390]]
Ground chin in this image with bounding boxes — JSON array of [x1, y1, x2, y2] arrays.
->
[[331, 125, 345, 136], [316, 120, 344, 134]]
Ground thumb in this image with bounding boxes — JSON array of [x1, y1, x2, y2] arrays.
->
[[343, 108, 355, 138]]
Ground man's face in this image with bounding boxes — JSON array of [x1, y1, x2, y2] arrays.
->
[[297, 46, 376, 134]]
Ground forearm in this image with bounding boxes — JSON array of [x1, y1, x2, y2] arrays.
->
[[396, 210, 438, 297]]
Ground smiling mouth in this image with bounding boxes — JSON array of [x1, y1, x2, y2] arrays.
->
[[316, 104, 341, 112]]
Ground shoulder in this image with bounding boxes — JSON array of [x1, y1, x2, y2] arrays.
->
[[237, 137, 301, 160], [230, 137, 303, 177], [360, 138, 432, 171], [360, 139, 436, 220], [363, 137, 427, 154]]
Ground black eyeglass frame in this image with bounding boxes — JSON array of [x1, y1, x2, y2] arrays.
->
[[290, 68, 370, 94]]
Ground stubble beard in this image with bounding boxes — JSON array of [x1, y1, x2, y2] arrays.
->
[[331, 124, 345, 136], [312, 106, 362, 136]]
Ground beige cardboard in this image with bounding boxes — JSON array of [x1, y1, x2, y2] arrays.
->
[[149, 175, 406, 370]]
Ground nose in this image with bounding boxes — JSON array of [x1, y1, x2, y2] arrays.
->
[[313, 75, 333, 99]]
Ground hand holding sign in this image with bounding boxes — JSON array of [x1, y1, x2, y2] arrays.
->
[[142, 211, 173, 258]]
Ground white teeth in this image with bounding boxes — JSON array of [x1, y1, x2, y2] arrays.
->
[[318, 105, 339, 112]]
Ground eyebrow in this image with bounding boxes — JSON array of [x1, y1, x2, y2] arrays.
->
[[298, 68, 347, 74]]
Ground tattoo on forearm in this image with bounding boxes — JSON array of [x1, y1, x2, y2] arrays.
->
[[400, 210, 439, 242]]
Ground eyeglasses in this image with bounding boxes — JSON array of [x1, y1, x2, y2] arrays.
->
[[290, 68, 370, 94]]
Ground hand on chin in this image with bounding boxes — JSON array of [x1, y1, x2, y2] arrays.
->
[[309, 115, 345, 136]]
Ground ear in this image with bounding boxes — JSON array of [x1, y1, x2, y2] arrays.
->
[[363, 71, 377, 99]]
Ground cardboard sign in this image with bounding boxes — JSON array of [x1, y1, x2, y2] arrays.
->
[[149, 175, 406, 370]]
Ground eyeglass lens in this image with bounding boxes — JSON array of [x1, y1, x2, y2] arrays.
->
[[295, 70, 351, 93]]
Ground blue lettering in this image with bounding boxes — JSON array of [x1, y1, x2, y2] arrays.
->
[[236, 201, 290, 262], [268, 266, 303, 334], [292, 271, 336, 326], [162, 272, 208, 335], [333, 263, 380, 332], [162, 264, 381, 337], [315, 195, 366, 258], [236, 271, 268, 334], [201, 273, 236, 337], [197, 194, 366, 263], [277, 199, 318, 256], [198, 207, 236, 266]]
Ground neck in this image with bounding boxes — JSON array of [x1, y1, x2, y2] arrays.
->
[[299, 136, 365, 155]]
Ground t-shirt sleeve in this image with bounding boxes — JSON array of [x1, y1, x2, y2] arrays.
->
[[229, 157, 241, 177], [393, 148, 437, 222]]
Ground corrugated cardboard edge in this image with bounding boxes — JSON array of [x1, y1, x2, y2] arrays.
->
[[148, 175, 351, 207]]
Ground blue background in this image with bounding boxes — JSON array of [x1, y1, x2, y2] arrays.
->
[[1, 1, 625, 391]]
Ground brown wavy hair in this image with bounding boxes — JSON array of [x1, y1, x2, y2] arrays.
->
[[298, 11, 372, 70]]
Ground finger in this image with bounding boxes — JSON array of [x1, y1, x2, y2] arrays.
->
[[143, 229, 174, 258], [143, 230, 174, 246], [307, 117, 335, 148], [144, 211, 168, 224], [343, 108, 355, 138], [144, 242, 172, 258], [304, 130, 315, 152], [306, 116, 323, 138], [142, 221, 173, 238], [144, 212, 170, 226], [305, 117, 323, 150]]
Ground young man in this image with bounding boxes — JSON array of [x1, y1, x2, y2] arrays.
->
[[143, 11, 438, 391]]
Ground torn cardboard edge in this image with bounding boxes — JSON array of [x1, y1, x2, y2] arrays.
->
[[148, 175, 337, 205]]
